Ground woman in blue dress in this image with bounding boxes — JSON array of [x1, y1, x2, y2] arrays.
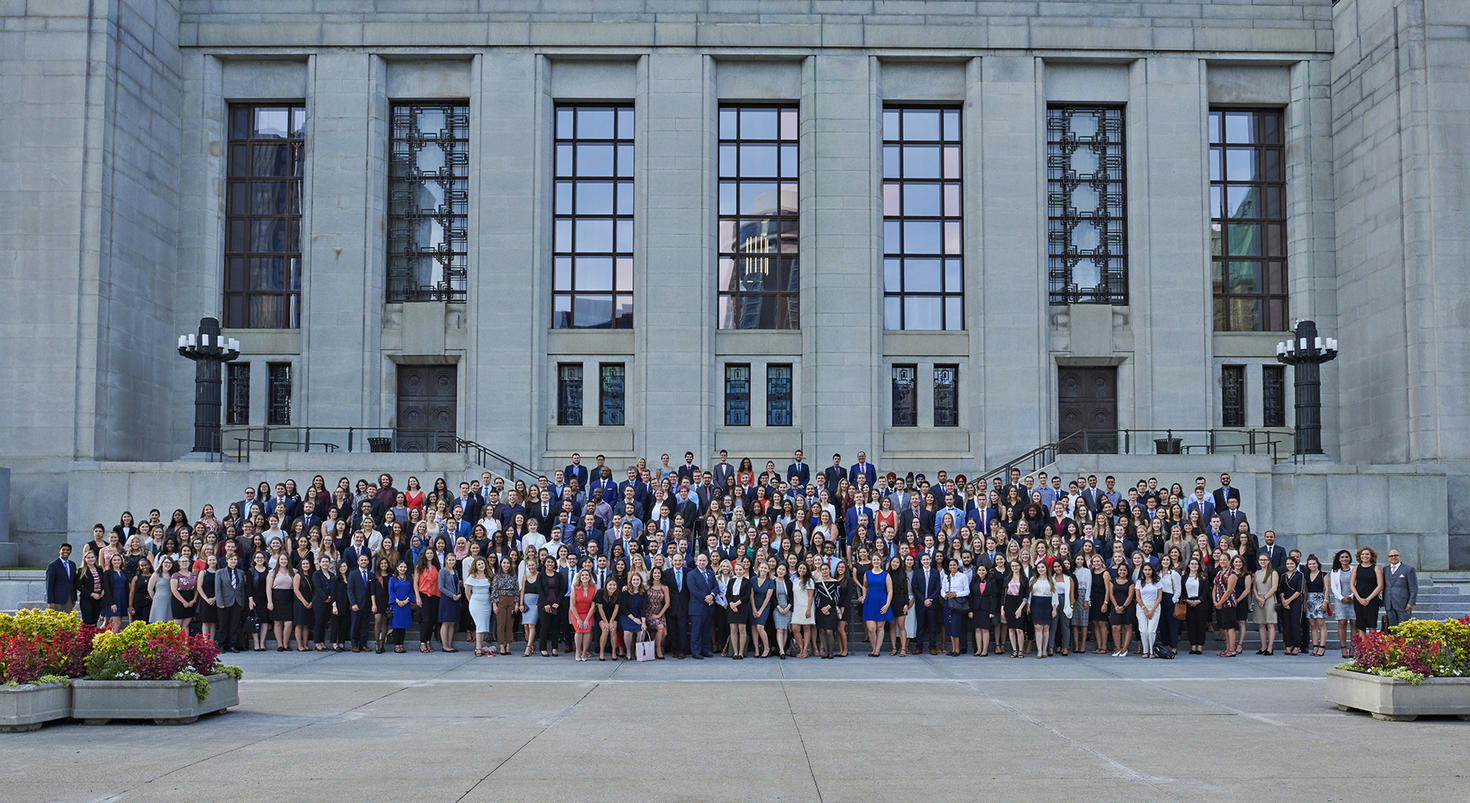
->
[[861, 552, 893, 657], [100, 553, 128, 632], [618, 572, 647, 660], [437, 553, 462, 652], [750, 561, 775, 658], [387, 561, 415, 653]]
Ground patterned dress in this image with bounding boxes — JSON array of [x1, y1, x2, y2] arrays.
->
[[645, 586, 667, 630]]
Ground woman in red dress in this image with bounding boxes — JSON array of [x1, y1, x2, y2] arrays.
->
[[404, 476, 426, 511], [570, 569, 597, 662]]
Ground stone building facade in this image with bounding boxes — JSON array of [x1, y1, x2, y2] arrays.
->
[[0, 0, 1466, 566]]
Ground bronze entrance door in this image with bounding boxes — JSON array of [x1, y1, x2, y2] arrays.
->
[[1058, 366, 1116, 454], [395, 365, 457, 452]]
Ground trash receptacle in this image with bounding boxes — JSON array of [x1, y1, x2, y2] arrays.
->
[[368, 437, 392, 453], [1154, 437, 1182, 455]]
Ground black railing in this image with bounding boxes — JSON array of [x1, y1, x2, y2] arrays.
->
[[224, 427, 544, 482], [454, 438, 542, 484], [977, 427, 1292, 485]]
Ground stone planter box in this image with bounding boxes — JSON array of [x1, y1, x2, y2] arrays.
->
[[72, 674, 238, 725], [1326, 667, 1470, 721], [0, 682, 71, 732]]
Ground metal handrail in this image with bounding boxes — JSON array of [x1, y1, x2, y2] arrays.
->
[[454, 437, 542, 483], [975, 427, 1293, 484]]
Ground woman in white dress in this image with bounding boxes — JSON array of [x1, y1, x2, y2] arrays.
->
[[790, 561, 816, 658]]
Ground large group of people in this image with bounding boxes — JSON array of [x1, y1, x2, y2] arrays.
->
[[43, 450, 1420, 662]]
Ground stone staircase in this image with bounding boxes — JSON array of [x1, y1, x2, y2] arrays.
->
[[1411, 572, 1470, 620]]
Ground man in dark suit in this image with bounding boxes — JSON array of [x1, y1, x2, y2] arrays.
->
[[564, 453, 589, 492], [1259, 530, 1286, 572], [787, 449, 810, 489], [617, 467, 647, 514], [45, 543, 76, 611], [296, 499, 323, 539], [1079, 475, 1102, 514], [215, 553, 248, 651], [823, 453, 845, 494], [674, 487, 701, 532], [1218, 496, 1248, 540], [686, 553, 717, 658], [848, 451, 877, 487], [266, 483, 298, 527], [346, 554, 374, 652], [664, 552, 691, 658], [1212, 472, 1241, 515], [912, 553, 943, 654], [711, 450, 735, 490], [676, 451, 700, 484]]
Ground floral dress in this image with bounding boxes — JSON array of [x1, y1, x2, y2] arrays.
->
[[645, 585, 667, 630]]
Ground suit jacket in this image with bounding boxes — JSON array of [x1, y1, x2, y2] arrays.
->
[[675, 499, 701, 530], [564, 464, 589, 490], [848, 462, 877, 487], [45, 558, 77, 605], [1260, 543, 1287, 572], [687, 568, 717, 613], [676, 463, 700, 484], [1186, 496, 1215, 523], [711, 462, 735, 490], [1212, 486, 1241, 513], [665, 566, 691, 614], [912, 566, 942, 603], [787, 462, 810, 487], [1384, 563, 1418, 611], [1218, 509, 1248, 539], [1079, 488, 1101, 513], [266, 496, 298, 524], [347, 568, 374, 610], [216, 566, 249, 608], [822, 465, 846, 493]]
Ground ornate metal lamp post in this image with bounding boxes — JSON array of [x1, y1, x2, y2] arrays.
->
[[177, 317, 240, 455], [1276, 319, 1337, 458]]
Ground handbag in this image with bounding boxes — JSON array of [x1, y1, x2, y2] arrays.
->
[[944, 596, 968, 612], [635, 630, 656, 662], [1173, 601, 1187, 621]]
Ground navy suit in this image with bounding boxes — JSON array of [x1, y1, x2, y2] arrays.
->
[[265, 496, 297, 524], [1218, 509, 1248, 540], [822, 465, 845, 496], [686, 567, 717, 657], [1260, 542, 1287, 572], [1212, 486, 1241, 513], [787, 462, 810, 488], [564, 464, 589, 490], [45, 558, 77, 608], [848, 462, 877, 487], [346, 568, 374, 648], [912, 567, 942, 649]]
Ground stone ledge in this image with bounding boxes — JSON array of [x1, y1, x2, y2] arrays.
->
[[71, 675, 238, 725], [0, 682, 71, 733], [1325, 667, 1470, 721]]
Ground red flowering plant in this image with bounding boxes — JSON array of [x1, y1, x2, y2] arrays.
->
[[0, 609, 98, 685], [1342, 616, 1470, 685], [85, 622, 241, 702]]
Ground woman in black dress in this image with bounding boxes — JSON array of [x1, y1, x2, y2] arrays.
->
[[310, 556, 334, 651], [1352, 547, 1384, 632], [594, 577, 621, 662], [331, 560, 353, 652], [835, 561, 855, 657], [814, 563, 839, 659], [292, 557, 315, 652], [247, 551, 271, 651], [1107, 562, 1136, 657], [129, 557, 154, 626], [196, 553, 220, 642], [373, 557, 393, 654], [969, 563, 999, 656], [1002, 559, 1030, 658]]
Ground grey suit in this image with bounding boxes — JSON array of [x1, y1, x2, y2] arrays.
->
[[214, 566, 248, 650], [1383, 562, 1418, 627]]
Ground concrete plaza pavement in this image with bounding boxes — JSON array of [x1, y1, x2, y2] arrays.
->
[[3, 648, 1464, 801]]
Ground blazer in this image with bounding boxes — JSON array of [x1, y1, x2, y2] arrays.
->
[[1260, 543, 1287, 572], [676, 463, 701, 483], [725, 577, 753, 612], [912, 566, 942, 603], [686, 567, 718, 613], [45, 558, 77, 605], [970, 572, 1001, 615], [310, 569, 334, 605], [822, 465, 846, 494], [564, 463, 589, 490], [438, 567, 463, 601], [848, 462, 878, 487], [215, 566, 250, 608], [1218, 510, 1248, 540], [347, 568, 374, 610], [711, 462, 735, 490], [1212, 486, 1241, 513], [1384, 563, 1418, 611], [786, 462, 810, 487]]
